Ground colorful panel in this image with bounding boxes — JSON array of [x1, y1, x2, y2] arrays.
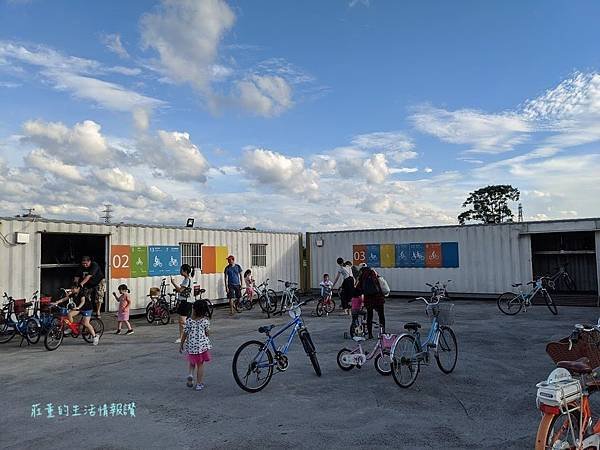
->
[[353, 245, 367, 266], [215, 246, 229, 273], [130, 246, 148, 278], [442, 242, 460, 268], [409, 243, 425, 268], [201, 246, 216, 274], [380, 244, 395, 268], [395, 244, 410, 268], [366, 244, 381, 267], [111, 245, 131, 279], [165, 246, 181, 275], [425, 243, 443, 268]]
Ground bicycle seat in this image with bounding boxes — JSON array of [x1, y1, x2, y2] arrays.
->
[[353, 336, 366, 342], [258, 325, 275, 334], [404, 322, 421, 331], [512, 283, 522, 288], [557, 357, 593, 375], [24, 302, 33, 308]]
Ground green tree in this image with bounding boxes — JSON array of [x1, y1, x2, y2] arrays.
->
[[458, 185, 520, 225]]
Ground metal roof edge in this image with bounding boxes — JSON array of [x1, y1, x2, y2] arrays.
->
[[0, 217, 300, 236], [305, 217, 600, 235]]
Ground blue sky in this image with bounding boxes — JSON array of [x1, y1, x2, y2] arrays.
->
[[1, 0, 599, 230]]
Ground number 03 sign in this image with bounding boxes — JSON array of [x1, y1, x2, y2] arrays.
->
[[111, 245, 131, 278]]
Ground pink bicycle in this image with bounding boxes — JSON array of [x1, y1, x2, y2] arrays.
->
[[336, 323, 398, 376]]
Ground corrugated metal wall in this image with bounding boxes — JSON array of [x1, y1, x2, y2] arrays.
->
[[308, 220, 600, 296], [0, 219, 301, 310]]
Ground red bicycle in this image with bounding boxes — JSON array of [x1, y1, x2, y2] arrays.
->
[[44, 305, 104, 351]]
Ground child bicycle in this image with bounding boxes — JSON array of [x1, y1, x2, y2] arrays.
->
[[390, 296, 458, 388], [44, 304, 104, 351], [337, 321, 397, 375], [315, 285, 335, 317], [497, 276, 557, 316], [253, 279, 278, 315], [232, 298, 320, 393], [145, 294, 170, 325], [273, 280, 299, 316]]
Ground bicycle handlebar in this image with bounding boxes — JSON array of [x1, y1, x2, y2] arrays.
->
[[411, 296, 440, 306]]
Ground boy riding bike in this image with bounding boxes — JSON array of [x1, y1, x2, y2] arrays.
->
[[53, 285, 99, 345]]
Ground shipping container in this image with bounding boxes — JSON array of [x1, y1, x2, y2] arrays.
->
[[0, 217, 302, 311], [307, 218, 600, 298]]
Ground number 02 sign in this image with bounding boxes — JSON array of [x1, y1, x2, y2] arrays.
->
[[111, 245, 131, 279]]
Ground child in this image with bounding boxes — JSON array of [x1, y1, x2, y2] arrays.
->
[[171, 264, 195, 343], [112, 284, 133, 335], [53, 285, 99, 345], [179, 300, 212, 391], [244, 269, 254, 298], [320, 273, 333, 300]]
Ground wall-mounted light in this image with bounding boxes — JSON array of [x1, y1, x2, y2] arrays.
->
[[316, 239, 324, 247], [15, 232, 30, 244], [186, 218, 195, 228]]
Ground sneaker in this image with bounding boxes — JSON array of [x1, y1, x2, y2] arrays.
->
[[186, 375, 194, 388], [195, 383, 205, 391], [115, 330, 121, 335], [175, 338, 181, 343], [93, 335, 100, 346], [126, 329, 134, 335]]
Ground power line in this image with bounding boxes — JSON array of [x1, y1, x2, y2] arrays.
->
[[101, 204, 113, 224]]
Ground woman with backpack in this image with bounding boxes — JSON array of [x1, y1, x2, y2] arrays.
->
[[355, 265, 385, 339]]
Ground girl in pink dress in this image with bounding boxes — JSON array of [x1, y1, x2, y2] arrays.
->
[[113, 284, 134, 335]]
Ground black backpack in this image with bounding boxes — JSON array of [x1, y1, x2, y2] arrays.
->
[[362, 271, 380, 296]]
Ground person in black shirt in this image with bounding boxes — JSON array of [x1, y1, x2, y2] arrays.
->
[[74, 256, 106, 319], [54, 285, 99, 345]]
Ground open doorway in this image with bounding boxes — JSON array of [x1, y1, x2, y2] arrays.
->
[[531, 231, 598, 294], [40, 233, 108, 309]]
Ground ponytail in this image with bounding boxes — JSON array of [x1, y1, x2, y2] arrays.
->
[[190, 266, 195, 277]]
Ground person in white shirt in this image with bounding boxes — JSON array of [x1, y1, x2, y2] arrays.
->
[[332, 257, 354, 315]]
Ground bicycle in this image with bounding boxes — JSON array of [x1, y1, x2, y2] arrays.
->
[[315, 286, 335, 317], [43, 304, 105, 351], [32, 292, 55, 334], [145, 294, 170, 325], [337, 321, 397, 375], [253, 279, 278, 315], [497, 276, 558, 315], [390, 296, 458, 388], [145, 278, 177, 317], [274, 280, 299, 315], [232, 298, 320, 393], [234, 285, 254, 313], [545, 263, 576, 292], [427, 280, 452, 300], [193, 284, 213, 319], [535, 359, 600, 449], [0, 293, 41, 345]]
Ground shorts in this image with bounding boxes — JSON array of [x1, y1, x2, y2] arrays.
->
[[80, 309, 93, 317], [186, 351, 211, 365], [177, 301, 192, 317], [227, 285, 241, 300]]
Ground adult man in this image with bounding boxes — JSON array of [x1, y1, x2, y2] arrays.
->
[[223, 255, 243, 316], [74, 256, 106, 319]]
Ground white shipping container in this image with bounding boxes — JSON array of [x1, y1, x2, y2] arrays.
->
[[0, 218, 302, 311]]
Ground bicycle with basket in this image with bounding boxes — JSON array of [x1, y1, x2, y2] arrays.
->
[[0, 292, 41, 346]]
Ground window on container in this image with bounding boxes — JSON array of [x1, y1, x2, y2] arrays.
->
[[180, 243, 202, 269], [250, 244, 267, 267]]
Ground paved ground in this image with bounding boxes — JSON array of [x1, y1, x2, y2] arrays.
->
[[1, 298, 599, 449]]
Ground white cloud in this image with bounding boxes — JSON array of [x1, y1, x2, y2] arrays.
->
[[147, 185, 170, 201], [0, 81, 20, 88], [22, 119, 112, 166], [351, 131, 415, 153], [411, 106, 532, 153], [424, 167, 433, 173], [95, 167, 137, 192], [241, 148, 319, 197], [25, 149, 84, 183], [140, 0, 235, 93], [101, 33, 130, 59], [107, 66, 141, 76], [237, 75, 293, 117]]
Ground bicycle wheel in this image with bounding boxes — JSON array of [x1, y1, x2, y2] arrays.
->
[[325, 298, 335, 314], [336, 348, 355, 371], [44, 319, 64, 351], [203, 299, 214, 319], [299, 330, 321, 376], [535, 411, 579, 450], [146, 308, 156, 324], [374, 350, 392, 376], [159, 306, 170, 325], [232, 340, 273, 393], [25, 318, 41, 344], [391, 334, 420, 388], [543, 291, 558, 315], [315, 300, 325, 317], [563, 275, 576, 291], [268, 290, 278, 311], [497, 292, 523, 315], [82, 318, 104, 343], [435, 326, 458, 374], [233, 298, 244, 313], [0, 319, 16, 344]]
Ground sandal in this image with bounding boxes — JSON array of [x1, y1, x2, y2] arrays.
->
[[186, 375, 194, 388]]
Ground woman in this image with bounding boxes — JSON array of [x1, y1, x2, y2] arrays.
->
[[355, 265, 385, 339], [332, 257, 354, 315], [171, 264, 195, 343]]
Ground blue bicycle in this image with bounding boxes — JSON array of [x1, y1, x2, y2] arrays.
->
[[232, 299, 321, 393], [0, 293, 41, 345], [390, 296, 458, 388]]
